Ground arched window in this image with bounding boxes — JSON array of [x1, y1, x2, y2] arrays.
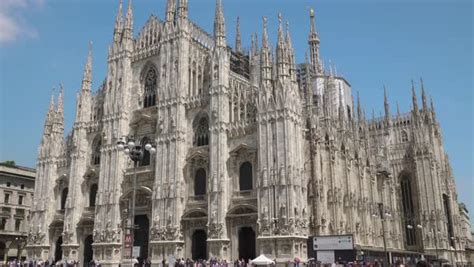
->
[[139, 137, 151, 166], [401, 131, 409, 142], [400, 174, 416, 246], [144, 68, 157, 108], [194, 168, 206, 196], [91, 137, 101, 165], [443, 194, 455, 246], [194, 118, 209, 147], [60, 188, 68, 210], [89, 184, 98, 207], [347, 105, 352, 121], [239, 162, 253, 191]]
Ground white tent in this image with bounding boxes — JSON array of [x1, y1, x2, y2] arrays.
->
[[250, 255, 275, 265]]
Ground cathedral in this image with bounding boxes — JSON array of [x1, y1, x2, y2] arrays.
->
[[26, 0, 470, 266]]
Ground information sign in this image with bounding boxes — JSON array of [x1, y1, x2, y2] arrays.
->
[[132, 246, 140, 258], [317, 250, 335, 264], [313, 235, 353, 250]]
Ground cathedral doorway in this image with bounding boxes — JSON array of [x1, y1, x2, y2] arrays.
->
[[238, 227, 255, 261], [54, 236, 63, 262], [0, 242, 5, 262], [83, 235, 93, 267], [134, 215, 149, 263], [191, 229, 207, 260]]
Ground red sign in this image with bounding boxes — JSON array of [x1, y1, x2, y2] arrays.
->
[[124, 234, 133, 248]]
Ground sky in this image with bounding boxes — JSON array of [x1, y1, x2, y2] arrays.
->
[[0, 0, 472, 221]]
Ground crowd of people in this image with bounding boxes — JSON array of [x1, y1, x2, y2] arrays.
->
[[1, 259, 80, 267], [0, 258, 438, 267]]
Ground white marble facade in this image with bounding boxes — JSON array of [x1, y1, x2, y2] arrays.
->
[[27, 0, 469, 266]]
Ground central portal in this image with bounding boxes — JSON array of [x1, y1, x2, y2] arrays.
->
[[54, 236, 63, 262], [134, 215, 149, 263], [83, 235, 93, 267], [238, 227, 256, 261], [192, 229, 207, 260]]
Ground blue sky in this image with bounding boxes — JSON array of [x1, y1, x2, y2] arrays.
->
[[0, 0, 472, 220]]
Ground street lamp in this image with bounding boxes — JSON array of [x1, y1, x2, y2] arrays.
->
[[372, 203, 391, 267], [15, 236, 27, 260], [432, 228, 440, 266], [116, 137, 156, 263], [406, 223, 425, 261]]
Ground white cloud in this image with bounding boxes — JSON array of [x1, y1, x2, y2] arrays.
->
[[0, 0, 44, 44], [0, 13, 21, 43]]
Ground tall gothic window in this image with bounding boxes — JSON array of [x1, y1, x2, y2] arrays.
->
[[401, 174, 416, 246], [89, 184, 98, 207], [60, 188, 68, 210], [194, 168, 206, 196], [139, 137, 151, 166], [239, 162, 253, 191], [144, 68, 157, 108], [194, 118, 209, 147], [443, 194, 455, 247], [91, 137, 101, 165]]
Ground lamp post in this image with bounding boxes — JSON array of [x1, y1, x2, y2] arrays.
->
[[116, 137, 156, 264], [432, 228, 440, 266], [15, 236, 27, 260], [407, 222, 424, 261], [372, 203, 391, 267]]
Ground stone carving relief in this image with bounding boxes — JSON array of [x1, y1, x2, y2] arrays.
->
[[27, 230, 46, 245], [207, 222, 223, 239], [93, 221, 122, 243]]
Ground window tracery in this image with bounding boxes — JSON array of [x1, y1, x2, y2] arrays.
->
[[144, 68, 157, 108], [91, 137, 101, 166], [194, 118, 209, 147], [401, 174, 416, 246]]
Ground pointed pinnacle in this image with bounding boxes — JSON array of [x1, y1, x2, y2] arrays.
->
[[262, 17, 269, 49], [115, 0, 123, 28], [214, 0, 226, 47], [420, 77, 428, 109], [125, 0, 133, 30], [285, 20, 293, 48], [57, 84, 64, 112], [383, 85, 390, 118], [411, 79, 419, 112], [235, 16, 242, 53], [277, 13, 284, 44], [49, 89, 55, 113], [430, 96, 436, 117]]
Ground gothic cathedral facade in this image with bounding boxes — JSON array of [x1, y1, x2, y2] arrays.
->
[[27, 0, 469, 265]]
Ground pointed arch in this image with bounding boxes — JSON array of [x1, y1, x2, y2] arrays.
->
[[60, 187, 68, 210], [89, 183, 98, 207], [443, 193, 455, 247], [399, 172, 418, 247], [91, 136, 102, 165], [193, 114, 209, 147], [143, 65, 158, 108]]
